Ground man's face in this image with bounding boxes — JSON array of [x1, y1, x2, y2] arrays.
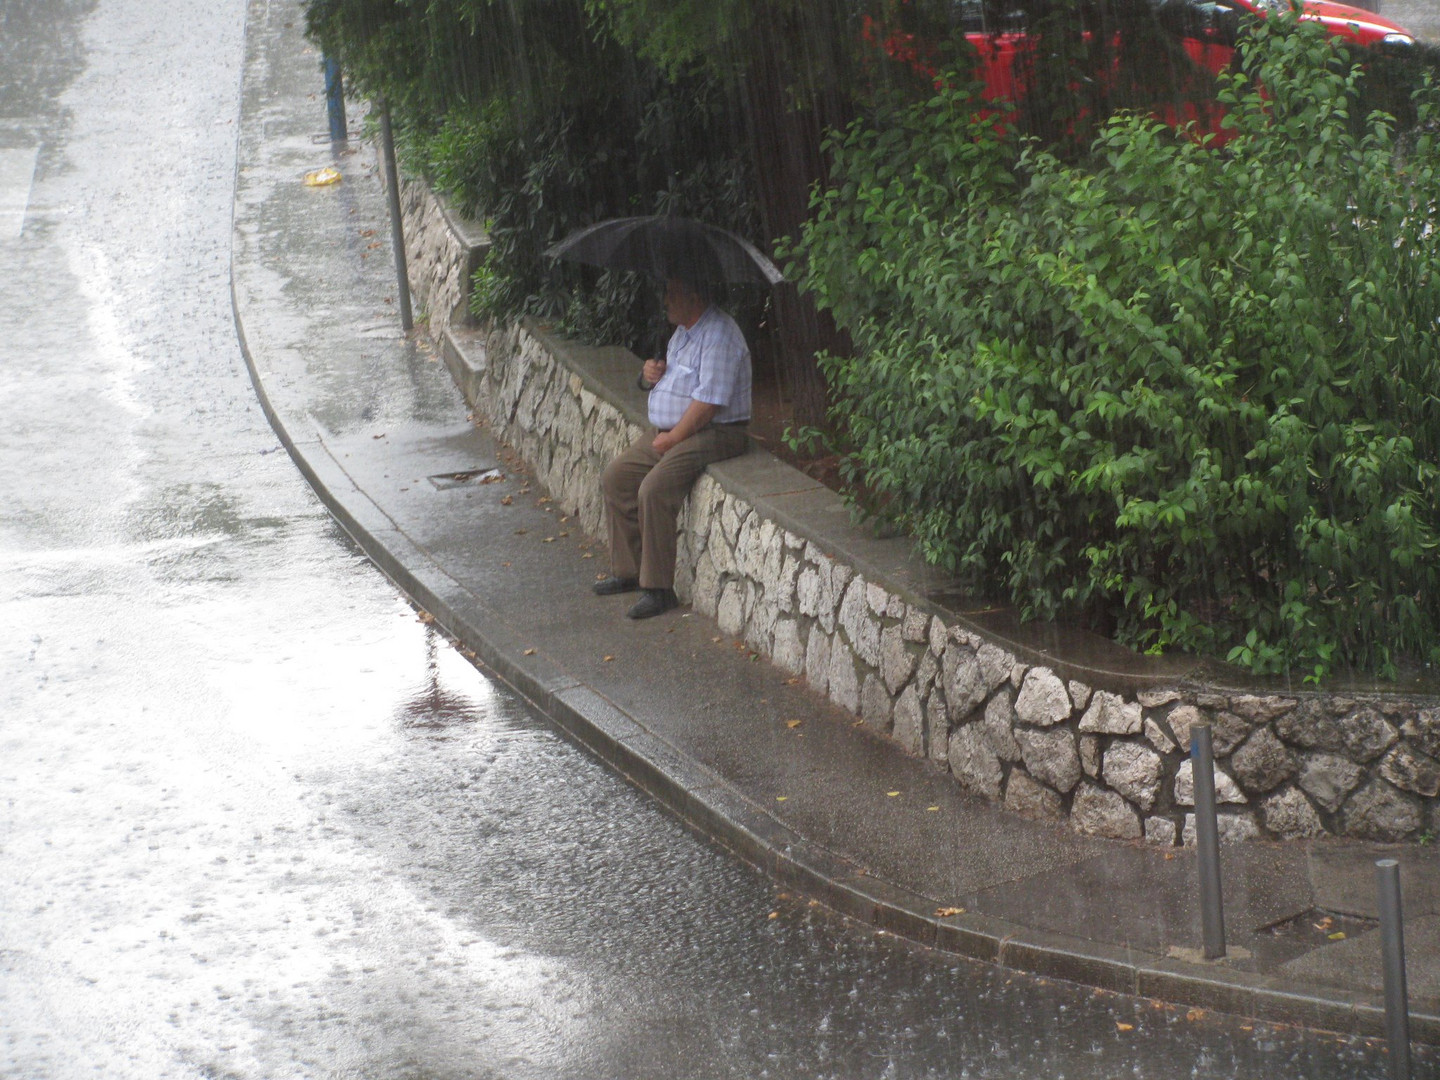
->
[[663, 279, 705, 328]]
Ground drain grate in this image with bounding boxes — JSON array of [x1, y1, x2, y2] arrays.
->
[[1256, 907, 1378, 946], [428, 467, 504, 490]]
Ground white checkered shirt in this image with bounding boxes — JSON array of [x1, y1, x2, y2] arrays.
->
[[648, 306, 751, 430]]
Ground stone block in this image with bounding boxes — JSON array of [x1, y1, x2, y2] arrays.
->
[[1014, 667, 1072, 728], [1297, 752, 1363, 813], [805, 625, 832, 696], [839, 576, 881, 667], [1103, 741, 1165, 812], [866, 582, 889, 617], [1275, 702, 1398, 764], [1402, 707, 1440, 760], [1210, 711, 1252, 756], [929, 616, 947, 657], [861, 674, 894, 733], [1079, 734, 1101, 778], [1229, 727, 1296, 795], [927, 689, 950, 764], [902, 605, 929, 643], [1165, 705, 1204, 751], [1137, 689, 1181, 708], [977, 643, 1014, 693], [982, 687, 1022, 762], [949, 724, 1003, 800], [1173, 759, 1247, 805], [886, 594, 906, 620], [894, 684, 925, 756], [1259, 786, 1325, 839], [1068, 680, 1093, 711], [1182, 809, 1260, 845], [1079, 691, 1143, 735], [796, 564, 824, 618], [1145, 817, 1178, 845], [717, 580, 747, 637], [1016, 726, 1082, 793], [1144, 718, 1177, 753], [772, 617, 805, 676], [880, 623, 918, 696], [774, 554, 801, 613], [828, 644, 860, 714], [1072, 782, 1142, 839], [1227, 694, 1297, 723], [1340, 781, 1422, 841], [690, 550, 722, 618], [943, 646, 988, 721], [1005, 770, 1065, 820], [1381, 745, 1440, 798]]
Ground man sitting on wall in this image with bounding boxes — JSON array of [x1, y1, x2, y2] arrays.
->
[[594, 275, 751, 619]]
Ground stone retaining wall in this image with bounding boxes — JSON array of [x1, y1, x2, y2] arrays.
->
[[399, 171, 1440, 847]]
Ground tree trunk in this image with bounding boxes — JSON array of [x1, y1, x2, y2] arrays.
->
[[741, 5, 851, 432]]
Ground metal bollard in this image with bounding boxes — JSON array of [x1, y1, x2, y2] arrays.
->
[[1191, 724, 1226, 959], [377, 100, 414, 332], [323, 57, 347, 143], [1377, 858, 1411, 1080]]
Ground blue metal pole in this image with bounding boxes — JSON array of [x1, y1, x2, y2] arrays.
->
[[323, 57, 347, 142]]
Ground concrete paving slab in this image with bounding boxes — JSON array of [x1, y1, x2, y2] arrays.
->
[[1280, 914, 1440, 1006]]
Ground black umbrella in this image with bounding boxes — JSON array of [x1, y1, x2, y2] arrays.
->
[[544, 215, 784, 287]]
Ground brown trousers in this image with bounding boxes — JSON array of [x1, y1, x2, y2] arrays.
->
[[600, 424, 749, 589]]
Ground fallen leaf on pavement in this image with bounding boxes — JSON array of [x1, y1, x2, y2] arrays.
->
[[1328, 932, 1346, 941], [926, 805, 940, 812], [479, 473, 504, 484], [416, 611, 435, 624], [1186, 1008, 1206, 1022], [768, 912, 778, 920], [886, 791, 900, 797], [543, 537, 555, 543], [786, 719, 803, 729], [523, 648, 536, 656], [775, 796, 788, 802], [303, 166, 341, 186], [785, 677, 800, 685], [852, 719, 865, 727], [1115, 1022, 1134, 1033], [935, 906, 965, 917], [582, 552, 594, 559], [501, 495, 513, 505], [603, 655, 615, 662], [371, 432, 386, 439], [514, 529, 527, 535]]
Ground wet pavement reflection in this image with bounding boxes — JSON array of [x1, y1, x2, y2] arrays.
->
[[0, 0, 1433, 1077]]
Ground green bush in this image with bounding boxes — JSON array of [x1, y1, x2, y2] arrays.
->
[[794, 14, 1440, 680]]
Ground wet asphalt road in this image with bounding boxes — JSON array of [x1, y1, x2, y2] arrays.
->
[[1, 1, 1434, 1077]]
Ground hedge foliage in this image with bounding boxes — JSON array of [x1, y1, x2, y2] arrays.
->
[[793, 15, 1440, 680]]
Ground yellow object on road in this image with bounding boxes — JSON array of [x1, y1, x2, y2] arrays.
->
[[303, 166, 341, 186]]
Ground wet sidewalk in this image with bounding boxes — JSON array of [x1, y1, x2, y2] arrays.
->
[[230, 0, 1440, 1043]]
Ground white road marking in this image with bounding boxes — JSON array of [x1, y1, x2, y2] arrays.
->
[[0, 145, 40, 239]]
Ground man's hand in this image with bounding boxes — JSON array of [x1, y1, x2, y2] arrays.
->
[[652, 399, 719, 455], [642, 358, 667, 385]]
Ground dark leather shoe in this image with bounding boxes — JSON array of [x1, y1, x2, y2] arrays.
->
[[626, 588, 678, 620], [593, 575, 640, 596]]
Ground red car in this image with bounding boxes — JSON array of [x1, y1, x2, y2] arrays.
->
[[865, 0, 1419, 140]]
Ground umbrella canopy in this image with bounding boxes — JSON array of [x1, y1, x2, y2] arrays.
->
[[544, 215, 784, 287]]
